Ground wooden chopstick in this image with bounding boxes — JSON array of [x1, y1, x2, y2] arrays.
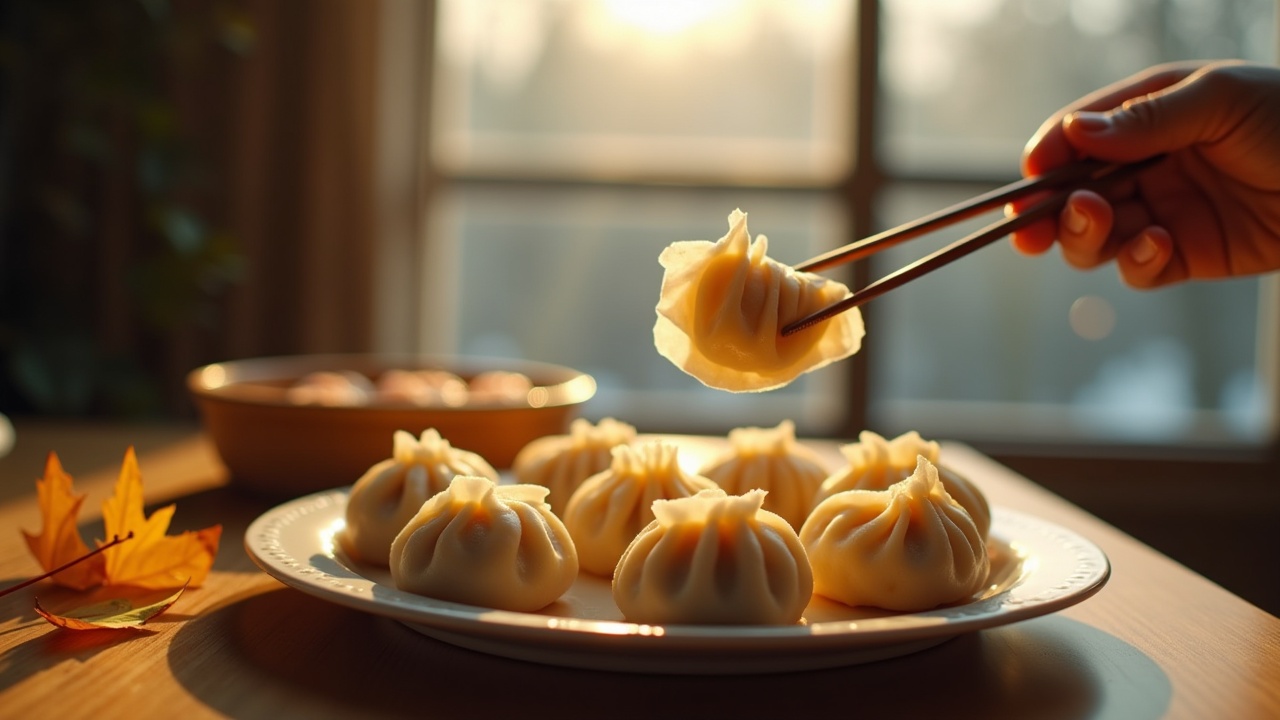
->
[[780, 155, 1165, 337]]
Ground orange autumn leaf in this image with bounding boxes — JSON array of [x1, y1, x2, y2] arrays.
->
[[21, 453, 106, 590], [100, 447, 222, 589]]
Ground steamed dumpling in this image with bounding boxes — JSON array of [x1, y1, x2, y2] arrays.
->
[[389, 475, 578, 612], [813, 430, 991, 539], [375, 369, 468, 406], [613, 488, 813, 625], [512, 417, 638, 515], [698, 420, 829, 529], [340, 429, 499, 566], [467, 370, 534, 404], [287, 370, 374, 406], [653, 209, 865, 392], [562, 442, 719, 576], [800, 456, 989, 611]]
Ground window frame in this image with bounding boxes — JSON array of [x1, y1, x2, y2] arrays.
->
[[389, 0, 1280, 474]]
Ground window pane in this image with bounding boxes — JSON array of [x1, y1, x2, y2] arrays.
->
[[419, 184, 852, 433], [867, 182, 1271, 447], [879, 0, 1278, 175], [432, 0, 854, 184]]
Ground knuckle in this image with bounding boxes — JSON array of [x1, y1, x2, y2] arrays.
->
[[1062, 249, 1101, 270], [1118, 95, 1162, 129], [1195, 65, 1245, 99], [1120, 267, 1159, 290]]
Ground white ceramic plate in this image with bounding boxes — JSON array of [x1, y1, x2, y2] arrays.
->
[[244, 490, 1110, 675]]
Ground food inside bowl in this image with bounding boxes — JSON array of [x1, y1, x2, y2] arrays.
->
[[285, 368, 536, 408]]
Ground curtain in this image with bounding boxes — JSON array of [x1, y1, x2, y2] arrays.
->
[[220, 0, 379, 360], [0, 0, 384, 417]]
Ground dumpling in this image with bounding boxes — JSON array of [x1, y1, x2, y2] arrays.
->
[[653, 209, 865, 392], [389, 475, 578, 612], [813, 430, 991, 539], [340, 429, 499, 566], [375, 369, 468, 406], [613, 488, 813, 625], [512, 417, 638, 515], [287, 370, 374, 406], [562, 441, 719, 577], [698, 420, 829, 529], [800, 456, 989, 611], [467, 370, 533, 404]]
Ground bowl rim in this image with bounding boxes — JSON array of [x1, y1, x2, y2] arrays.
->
[[187, 353, 596, 411]]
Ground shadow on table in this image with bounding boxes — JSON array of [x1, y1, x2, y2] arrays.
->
[[0, 581, 210, 692], [168, 587, 1171, 720]]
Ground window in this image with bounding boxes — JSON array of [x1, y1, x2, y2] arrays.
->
[[411, 0, 1279, 452], [430, 0, 854, 184], [418, 0, 861, 435], [869, 0, 1278, 449]]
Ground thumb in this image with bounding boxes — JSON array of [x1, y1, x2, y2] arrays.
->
[[1062, 72, 1236, 161]]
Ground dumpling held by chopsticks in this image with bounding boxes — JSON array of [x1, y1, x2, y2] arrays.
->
[[654, 209, 865, 392]]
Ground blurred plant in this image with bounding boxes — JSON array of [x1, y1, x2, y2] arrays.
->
[[0, 0, 252, 416]]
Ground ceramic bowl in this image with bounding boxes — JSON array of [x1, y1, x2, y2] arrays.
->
[[188, 354, 595, 496]]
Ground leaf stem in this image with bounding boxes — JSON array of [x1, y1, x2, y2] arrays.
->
[[0, 531, 135, 599]]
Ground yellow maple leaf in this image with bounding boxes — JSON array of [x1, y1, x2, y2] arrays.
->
[[100, 448, 222, 589], [21, 453, 105, 590]]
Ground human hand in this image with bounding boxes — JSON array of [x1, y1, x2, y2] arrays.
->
[[1010, 60, 1280, 288]]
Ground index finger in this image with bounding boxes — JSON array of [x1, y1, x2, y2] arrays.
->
[[1021, 62, 1204, 176]]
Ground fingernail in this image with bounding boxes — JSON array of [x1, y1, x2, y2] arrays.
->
[[1063, 204, 1088, 235], [1067, 111, 1113, 134], [1131, 232, 1159, 264]]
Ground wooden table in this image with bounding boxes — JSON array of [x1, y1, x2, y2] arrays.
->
[[1, 420, 1277, 719]]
